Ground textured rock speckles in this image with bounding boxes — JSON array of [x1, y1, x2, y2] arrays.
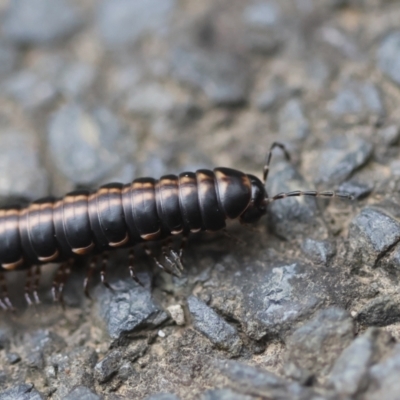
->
[[63, 386, 101, 400], [187, 296, 242, 355], [348, 207, 400, 269], [377, 31, 400, 86], [301, 238, 336, 266]]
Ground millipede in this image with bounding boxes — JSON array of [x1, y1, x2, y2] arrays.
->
[[0, 142, 353, 309]]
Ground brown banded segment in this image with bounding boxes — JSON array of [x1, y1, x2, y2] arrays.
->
[[53, 199, 76, 259], [131, 178, 161, 240], [157, 175, 183, 234], [88, 191, 109, 250], [214, 168, 252, 219], [178, 172, 202, 232], [0, 207, 23, 267], [19, 208, 41, 264], [196, 169, 226, 231], [96, 183, 128, 246], [122, 184, 142, 245], [27, 199, 58, 261], [62, 190, 94, 255]]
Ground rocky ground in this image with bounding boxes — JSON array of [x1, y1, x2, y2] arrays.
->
[[0, 0, 400, 399]]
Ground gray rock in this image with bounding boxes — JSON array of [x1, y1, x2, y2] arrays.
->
[[238, 261, 332, 341], [285, 308, 354, 383], [315, 136, 372, 185], [63, 386, 101, 400], [377, 125, 400, 146], [49, 347, 98, 398], [329, 80, 384, 118], [328, 328, 393, 396], [357, 294, 400, 327], [0, 132, 49, 201], [366, 343, 400, 400], [2, 0, 82, 46], [170, 48, 250, 106], [25, 330, 67, 369], [57, 62, 96, 99], [348, 206, 400, 269], [48, 104, 136, 186], [200, 388, 253, 400], [338, 179, 373, 200], [217, 360, 317, 399], [125, 83, 182, 116], [243, 2, 281, 28], [256, 79, 292, 111], [301, 238, 336, 266], [0, 328, 11, 350], [0, 41, 19, 77], [2, 70, 57, 110], [94, 350, 123, 383], [0, 384, 43, 400], [144, 394, 180, 400], [242, 1, 283, 55], [266, 161, 328, 240], [98, 280, 168, 340], [98, 0, 176, 47], [6, 352, 21, 364], [187, 296, 242, 355], [278, 99, 310, 141], [379, 242, 400, 278], [377, 31, 400, 87]]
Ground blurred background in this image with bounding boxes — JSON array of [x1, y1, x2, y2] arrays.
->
[[0, 1, 400, 399], [0, 0, 397, 202]]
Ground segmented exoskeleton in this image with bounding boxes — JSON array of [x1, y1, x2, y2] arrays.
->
[[0, 143, 353, 308]]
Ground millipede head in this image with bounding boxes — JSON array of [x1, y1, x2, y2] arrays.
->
[[239, 175, 268, 224]]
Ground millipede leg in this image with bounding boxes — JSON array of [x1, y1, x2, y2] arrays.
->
[[179, 235, 188, 259], [263, 142, 291, 184], [168, 247, 184, 273], [58, 260, 72, 308], [100, 252, 113, 291], [0, 272, 13, 311], [222, 229, 245, 246], [32, 265, 41, 305], [144, 245, 178, 277], [84, 257, 97, 299], [128, 249, 143, 286], [52, 263, 65, 304], [24, 267, 33, 307]]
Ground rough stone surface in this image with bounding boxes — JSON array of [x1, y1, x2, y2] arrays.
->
[[348, 206, 400, 269], [63, 386, 101, 400], [0, 1, 400, 399], [98, 280, 169, 340], [285, 308, 355, 383], [314, 136, 373, 185], [187, 296, 242, 355], [0, 384, 43, 400]]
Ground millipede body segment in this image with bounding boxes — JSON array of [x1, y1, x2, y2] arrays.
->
[[0, 167, 266, 271]]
